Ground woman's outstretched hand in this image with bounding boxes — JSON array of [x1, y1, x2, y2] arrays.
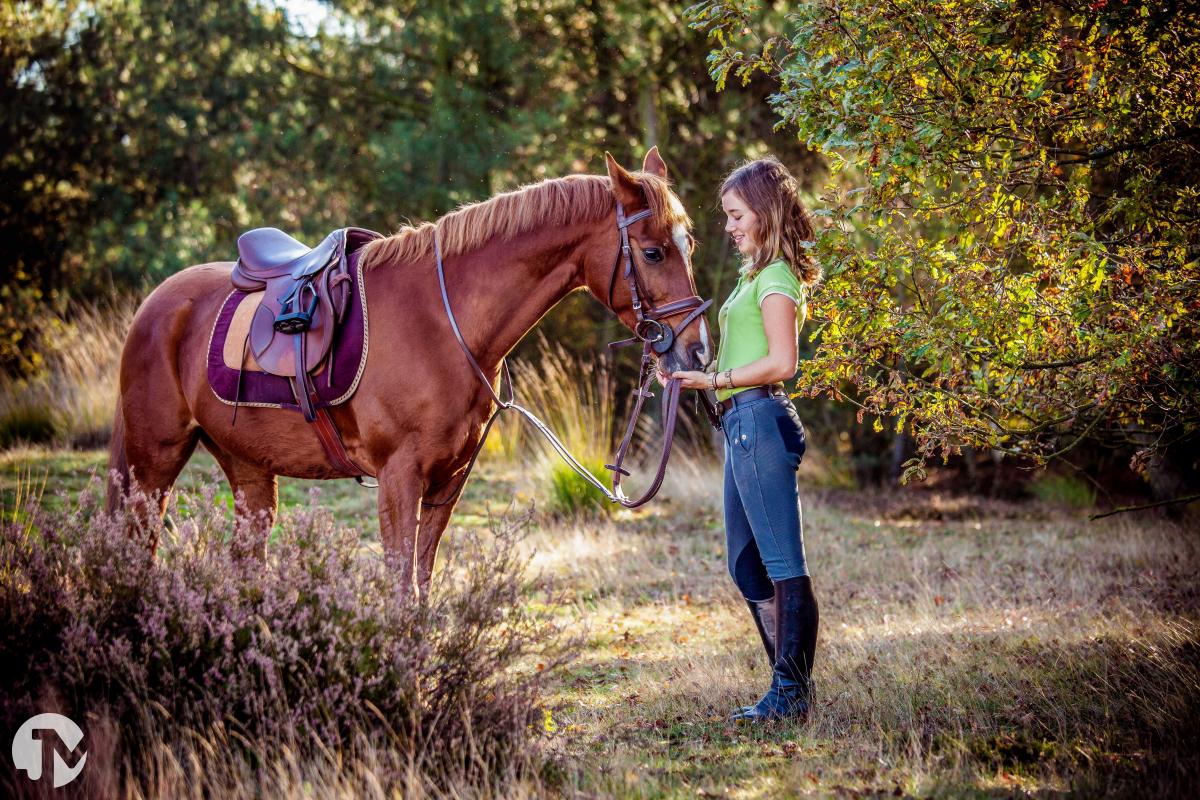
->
[[656, 368, 711, 391]]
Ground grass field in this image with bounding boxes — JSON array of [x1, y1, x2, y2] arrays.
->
[[3, 445, 1198, 798]]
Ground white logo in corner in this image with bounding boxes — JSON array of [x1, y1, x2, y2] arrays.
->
[[12, 713, 87, 787]]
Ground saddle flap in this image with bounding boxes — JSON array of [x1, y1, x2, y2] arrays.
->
[[250, 303, 284, 369], [248, 294, 336, 378]]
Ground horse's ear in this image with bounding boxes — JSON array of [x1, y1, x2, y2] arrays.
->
[[605, 152, 642, 208], [642, 146, 668, 178]]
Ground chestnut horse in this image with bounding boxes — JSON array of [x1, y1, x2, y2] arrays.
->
[[107, 148, 711, 595]]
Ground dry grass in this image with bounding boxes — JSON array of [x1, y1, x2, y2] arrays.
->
[[488, 337, 620, 517], [12, 712, 552, 800], [511, 457, 1200, 798], [3, 445, 1198, 797], [0, 298, 136, 449]]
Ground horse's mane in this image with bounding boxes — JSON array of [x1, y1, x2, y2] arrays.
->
[[359, 172, 689, 270]]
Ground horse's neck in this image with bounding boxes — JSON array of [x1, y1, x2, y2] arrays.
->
[[438, 222, 597, 373]]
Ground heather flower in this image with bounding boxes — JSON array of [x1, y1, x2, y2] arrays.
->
[[0, 476, 572, 794]]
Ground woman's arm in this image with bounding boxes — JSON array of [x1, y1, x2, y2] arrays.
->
[[664, 294, 799, 390]]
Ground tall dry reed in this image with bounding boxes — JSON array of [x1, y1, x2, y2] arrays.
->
[[502, 337, 618, 516], [0, 298, 136, 449]]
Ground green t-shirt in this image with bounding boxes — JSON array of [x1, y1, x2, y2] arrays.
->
[[713, 259, 807, 401]]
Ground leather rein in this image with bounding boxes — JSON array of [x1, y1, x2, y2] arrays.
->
[[423, 201, 711, 509]]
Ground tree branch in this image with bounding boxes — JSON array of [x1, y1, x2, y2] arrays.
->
[[1016, 352, 1104, 370], [1090, 493, 1200, 520]]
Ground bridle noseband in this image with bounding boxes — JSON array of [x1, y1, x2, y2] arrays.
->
[[425, 201, 712, 509]]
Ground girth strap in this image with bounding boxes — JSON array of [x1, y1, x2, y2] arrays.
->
[[311, 406, 369, 478], [288, 334, 370, 479]]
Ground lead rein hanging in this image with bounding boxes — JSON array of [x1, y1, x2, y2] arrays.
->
[[424, 203, 711, 508]]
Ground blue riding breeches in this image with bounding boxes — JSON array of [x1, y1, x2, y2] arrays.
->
[[722, 392, 809, 602]]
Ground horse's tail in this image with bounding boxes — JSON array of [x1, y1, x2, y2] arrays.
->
[[106, 396, 129, 513]]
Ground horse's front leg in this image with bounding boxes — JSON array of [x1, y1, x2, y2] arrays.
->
[[377, 454, 423, 598], [414, 497, 458, 596]]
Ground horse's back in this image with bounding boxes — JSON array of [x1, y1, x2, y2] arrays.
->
[[137, 261, 235, 312], [122, 262, 236, 396]]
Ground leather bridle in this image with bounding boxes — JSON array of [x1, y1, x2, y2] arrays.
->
[[606, 204, 711, 353], [602, 202, 711, 503], [424, 201, 712, 509]]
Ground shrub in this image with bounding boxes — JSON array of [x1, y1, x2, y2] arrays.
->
[[546, 456, 614, 518], [0, 478, 570, 796], [1029, 472, 1097, 509], [508, 337, 619, 518]]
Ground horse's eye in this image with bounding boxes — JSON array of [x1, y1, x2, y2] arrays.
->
[[642, 248, 664, 263]]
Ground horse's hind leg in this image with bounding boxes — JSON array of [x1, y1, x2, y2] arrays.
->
[[204, 439, 278, 560], [112, 392, 200, 552]]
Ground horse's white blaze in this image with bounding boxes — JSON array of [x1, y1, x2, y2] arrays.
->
[[672, 222, 690, 270], [669, 193, 687, 218]]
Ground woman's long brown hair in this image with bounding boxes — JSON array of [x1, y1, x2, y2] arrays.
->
[[720, 156, 820, 286]]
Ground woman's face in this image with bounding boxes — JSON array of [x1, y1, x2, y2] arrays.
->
[[721, 191, 759, 257]]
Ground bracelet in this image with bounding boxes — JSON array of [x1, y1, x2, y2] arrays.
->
[[708, 371, 717, 391], [723, 369, 734, 389]]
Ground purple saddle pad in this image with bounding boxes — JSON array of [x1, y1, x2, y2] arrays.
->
[[207, 248, 369, 412]]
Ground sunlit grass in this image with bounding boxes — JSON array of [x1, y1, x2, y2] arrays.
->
[[501, 337, 619, 518], [0, 297, 136, 449], [523, 500, 1199, 797], [3, 443, 1198, 796]]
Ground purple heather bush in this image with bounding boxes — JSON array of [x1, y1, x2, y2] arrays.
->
[[0, 477, 569, 794]]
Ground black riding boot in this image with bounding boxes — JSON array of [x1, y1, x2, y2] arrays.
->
[[746, 596, 777, 665], [731, 575, 819, 722], [733, 597, 778, 714]]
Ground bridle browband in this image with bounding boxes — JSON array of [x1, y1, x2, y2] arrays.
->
[[424, 200, 711, 509]]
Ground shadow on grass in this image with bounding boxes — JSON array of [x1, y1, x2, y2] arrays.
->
[[549, 613, 1200, 797]]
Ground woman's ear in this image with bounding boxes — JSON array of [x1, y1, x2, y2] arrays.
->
[[605, 152, 642, 209]]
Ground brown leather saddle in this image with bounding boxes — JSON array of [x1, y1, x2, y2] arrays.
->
[[230, 226, 381, 422]]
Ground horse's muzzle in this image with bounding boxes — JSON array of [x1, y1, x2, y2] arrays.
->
[[686, 339, 712, 371]]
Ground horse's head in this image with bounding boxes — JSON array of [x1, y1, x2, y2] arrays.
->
[[588, 148, 713, 375]]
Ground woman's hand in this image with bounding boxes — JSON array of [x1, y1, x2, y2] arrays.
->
[[657, 368, 711, 391]]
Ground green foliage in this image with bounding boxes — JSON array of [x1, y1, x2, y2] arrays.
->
[[1029, 472, 1097, 509], [2, 0, 818, 375], [545, 456, 614, 518], [689, 0, 1200, 479], [1, 1, 295, 294]]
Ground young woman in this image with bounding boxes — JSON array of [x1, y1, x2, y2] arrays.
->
[[662, 157, 821, 721]]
